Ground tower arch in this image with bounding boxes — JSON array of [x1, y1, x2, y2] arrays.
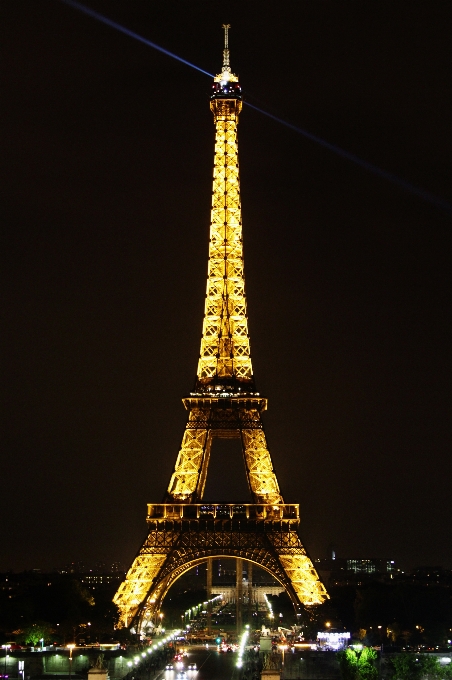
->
[[137, 554, 301, 631]]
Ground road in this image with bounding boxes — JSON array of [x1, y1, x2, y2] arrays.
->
[[157, 646, 247, 680]]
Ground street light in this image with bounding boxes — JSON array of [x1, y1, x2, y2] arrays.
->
[[2, 645, 10, 677], [279, 645, 288, 667], [67, 644, 75, 680]]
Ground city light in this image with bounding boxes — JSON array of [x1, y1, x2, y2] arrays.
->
[[184, 595, 222, 621], [67, 644, 75, 680], [278, 644, 288, 667], [317, 632, 351, 651], [236, 625, 249, 668], [3, 645, 11, 679], [264, 593, 274, 619]]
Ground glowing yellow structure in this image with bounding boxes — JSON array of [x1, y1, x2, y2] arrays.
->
[[114, 26, 328, 631], [166, 25, 281, 507]]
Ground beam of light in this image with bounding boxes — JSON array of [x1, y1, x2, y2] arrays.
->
[[60, 0, 213, 78], [60, 0, 452, 216], [244, 102, 452, 216]]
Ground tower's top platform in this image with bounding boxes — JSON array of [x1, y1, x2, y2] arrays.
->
[[211, 24, 242, 101]]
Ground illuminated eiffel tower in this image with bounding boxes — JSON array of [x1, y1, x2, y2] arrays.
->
[[114, 26, 328, 631]]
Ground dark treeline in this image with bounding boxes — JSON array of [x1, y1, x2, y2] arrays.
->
[[1, 571, 452, 650], [269, 577, 452, 649], [0, 572, 121, 644]]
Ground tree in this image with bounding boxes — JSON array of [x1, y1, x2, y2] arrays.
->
[[391, 653, 422, 680], [337, 647, 377, 680], [356, 647, 377, 680], [354, 580, 452, 649], [420, 655, 441, 679], [338, 648, 358, 680], [391, 653, 442, 680], [17, 621, 52, 646], [441, 661, 452, 679]]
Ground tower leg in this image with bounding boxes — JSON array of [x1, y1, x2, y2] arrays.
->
[[241, 427, 283, 505]]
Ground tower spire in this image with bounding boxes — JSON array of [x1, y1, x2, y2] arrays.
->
[[222, 23, 231, 72]]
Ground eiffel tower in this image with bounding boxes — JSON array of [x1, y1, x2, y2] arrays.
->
[[113, 26, 328, 632]]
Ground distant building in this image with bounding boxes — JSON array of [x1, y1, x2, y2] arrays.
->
[[210, 582, 284, 604], [314, 556, 396, 587], [408, 566, 452, 587], [62, 560, 86, 574], [60, 560, 125, 575], [80, 573, 124, 588], [346, 558, 395, 574]]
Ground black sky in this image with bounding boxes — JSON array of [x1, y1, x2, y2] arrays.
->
[[1, 1, 451, 573]]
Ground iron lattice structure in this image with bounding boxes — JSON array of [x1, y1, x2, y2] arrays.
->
[[114, 26, 328, 630]]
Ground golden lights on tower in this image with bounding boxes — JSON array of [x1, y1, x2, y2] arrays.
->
[[113, 26, 328, 631]]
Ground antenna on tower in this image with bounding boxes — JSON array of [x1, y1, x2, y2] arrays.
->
[[222, 24, 231, 72]]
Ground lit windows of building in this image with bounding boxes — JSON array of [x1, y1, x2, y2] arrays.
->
[[346, 559, 395, 574]]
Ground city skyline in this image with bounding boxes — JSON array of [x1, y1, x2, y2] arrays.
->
[[2, 1, 451, 573]]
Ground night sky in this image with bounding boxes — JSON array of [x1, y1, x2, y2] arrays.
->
[[2, 1, 451, 574]]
